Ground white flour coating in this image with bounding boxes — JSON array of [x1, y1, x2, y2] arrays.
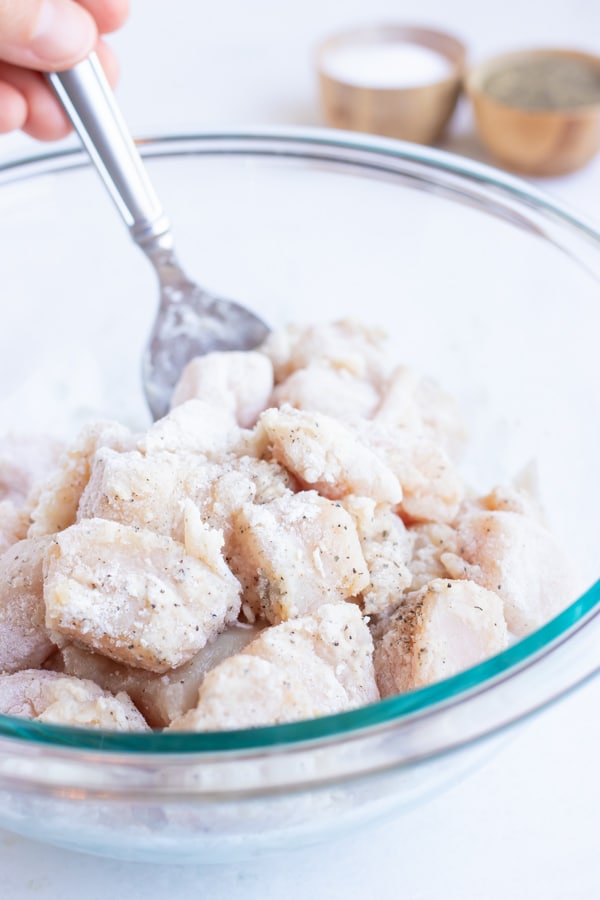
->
[[0, 320, 576, 732]]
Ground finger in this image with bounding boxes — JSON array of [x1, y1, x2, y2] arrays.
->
[[0, 0, 97, 71], [95, 37, 120, 87], [0, 40, 119, 140], [0, 80, 28, 133], [76, 0, 129, 35], [0, 62, 71, 140]]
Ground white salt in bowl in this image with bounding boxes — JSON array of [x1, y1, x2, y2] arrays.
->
[[317, 24, 466, 143], [0, 129, 599, 863]]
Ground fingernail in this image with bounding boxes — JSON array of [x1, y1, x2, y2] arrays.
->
[[30, 0, 97, 66]]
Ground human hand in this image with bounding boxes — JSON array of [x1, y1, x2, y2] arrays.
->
[[0, 0, 129, 139]]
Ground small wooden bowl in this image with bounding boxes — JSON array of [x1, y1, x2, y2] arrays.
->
[[467, 49, 600, 176], [317, 25, 466, 145]]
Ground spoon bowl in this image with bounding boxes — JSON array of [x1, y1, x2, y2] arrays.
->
[[142, 242, 269, 419]]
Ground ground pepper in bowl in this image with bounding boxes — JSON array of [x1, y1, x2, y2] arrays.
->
[[467, 48, 600, 175], [483, 54, 600, 110]]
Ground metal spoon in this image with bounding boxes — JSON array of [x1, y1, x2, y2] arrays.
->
[[48, 53, 269, 420]]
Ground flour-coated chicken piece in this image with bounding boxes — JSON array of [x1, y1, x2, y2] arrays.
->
[[44, 511, 241, 673], [480, 483, 540, 519], [0, 668, 149, 730], [46, 623, 262, 728], [244, 602, 378, 706], [374, 578, 508, 696], [80, 447, 295, 548], [357, 422, 464, 523], [227, 490, 369, 624], [342, 496, 412, 617], [441, 509, 576, 636], [271, 364, 380, 422], [28, 422, 133, 537], [195, 456, 298, 535], [169, 603, 379, 731], [259, 319, 390, 386], [374, 366, 466, 456], [0, 537, 56, 673], [138, 398, 244, 456], [407, 522, 459, 592], [171, 352, 274, 428], [78, 446, 221, 543], [260, 405, 402, 504], [169, 654, 316, 730], [0, 500, 29, 555]]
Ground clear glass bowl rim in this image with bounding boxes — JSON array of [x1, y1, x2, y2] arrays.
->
[[0, 127, 598, 756]]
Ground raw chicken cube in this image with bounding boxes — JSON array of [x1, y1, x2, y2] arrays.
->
[[260, 405, 402, 503], [271, 364, 379, 422], [28, 421, 133, 537], [374, 366, 465, 455], [342, 496, 412, 617], [46, 623, 262, 728], [227, 490, 369, 624], [170, 654, 317, 730], [481, 482, 540, 519], [195, 456, 297, 536], [0, 669, 148, 730], [358, 422, 464, 523], [169, 602, 379, 730], [374, 578, 508, 695], [78, 446, 221, 542], [244, 601, 378, 706], [407, 522, 459, 592], [0, 500, 28, 555], [442, 509, 576, 636], [0, 537, 56, 673], [138, 398, 244, 456], [171, 352, 274, 428], [259, 319, 390, 386], [44, 513, 241, 672]]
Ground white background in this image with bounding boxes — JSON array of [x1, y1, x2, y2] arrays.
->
[[1, 1, 599, 896]]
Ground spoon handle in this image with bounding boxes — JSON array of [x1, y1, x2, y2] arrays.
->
[[47, 53, 172, 248]]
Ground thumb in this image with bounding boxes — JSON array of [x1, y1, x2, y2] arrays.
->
[[0, 0, 97, 71]]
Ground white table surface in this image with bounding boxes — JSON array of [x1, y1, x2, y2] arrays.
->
[[1, 1, 599, 896]]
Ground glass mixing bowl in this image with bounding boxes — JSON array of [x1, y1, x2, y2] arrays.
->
[[0, 130, 599, 864]]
